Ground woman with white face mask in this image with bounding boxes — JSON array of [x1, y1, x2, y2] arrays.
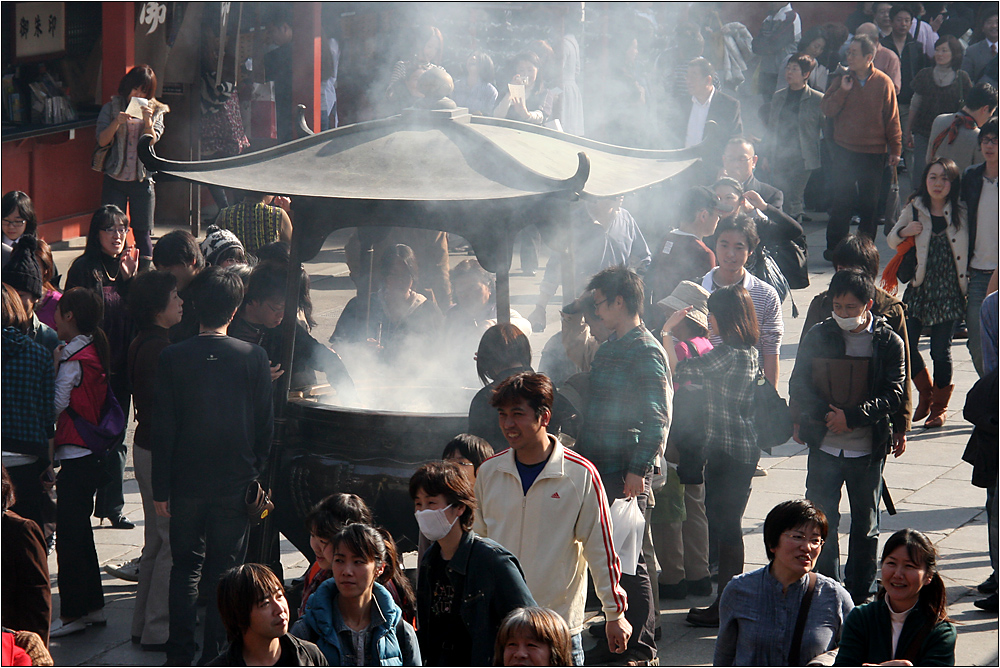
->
[[409, 461, 536, 666]]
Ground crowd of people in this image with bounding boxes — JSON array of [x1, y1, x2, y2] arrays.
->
[[1, 2, 999, 667]]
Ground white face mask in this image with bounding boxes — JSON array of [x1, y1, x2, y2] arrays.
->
[[832, 310, 868, 331], [414, 505, 457, 542]]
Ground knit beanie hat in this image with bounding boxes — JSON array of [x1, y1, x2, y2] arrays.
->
[[200, 225, 244, 266], [1, 235, 43, 299]]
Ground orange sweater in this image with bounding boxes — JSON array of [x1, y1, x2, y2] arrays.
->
[[821, 66, 902, 157]]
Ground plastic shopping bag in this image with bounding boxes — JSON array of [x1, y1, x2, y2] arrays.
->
[[609, 497, 645, 576]]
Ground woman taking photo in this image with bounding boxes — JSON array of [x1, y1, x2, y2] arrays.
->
[[905, 36, 973, 181], [94, 64, 168, 260], [675, 285, 761, 628], [494, 51, 559, 126], [410, 461, 535, 666], [834, 529, 956, 666], [715, 500, 854, 666], [886, 158, 968, 428], [292, 523, 421, 666], [65, 205, 140, 530]]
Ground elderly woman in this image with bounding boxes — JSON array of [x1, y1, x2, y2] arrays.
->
[[715, 499, 854, 666]]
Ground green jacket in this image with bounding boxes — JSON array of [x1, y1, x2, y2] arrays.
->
[[834, 599, 956, 666]]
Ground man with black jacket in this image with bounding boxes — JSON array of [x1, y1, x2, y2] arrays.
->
[[960, 118, 999, 377], [790, 270, 906, 605], [153, 266, 274, 666]]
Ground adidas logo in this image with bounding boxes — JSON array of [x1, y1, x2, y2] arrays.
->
[[551, 492, 561, 499]]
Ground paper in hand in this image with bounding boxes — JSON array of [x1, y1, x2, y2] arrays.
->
[[507, 83, 525, 101], [125, 97, 149, 119]]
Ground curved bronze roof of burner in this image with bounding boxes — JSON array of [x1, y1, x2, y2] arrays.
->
[[139, 105, 700, 266]]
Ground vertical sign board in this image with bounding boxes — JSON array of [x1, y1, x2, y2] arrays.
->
[[14, 2, 66, 60]]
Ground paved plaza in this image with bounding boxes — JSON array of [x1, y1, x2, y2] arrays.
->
[[44, 215, 999, 666]]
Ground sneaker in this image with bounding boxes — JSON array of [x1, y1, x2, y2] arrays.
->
[[978, 573, 998, 594], [104, 557, 140, 582], [687, 576, 714, 597]]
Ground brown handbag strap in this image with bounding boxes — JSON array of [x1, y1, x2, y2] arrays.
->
[[788, 571, 818, 666]]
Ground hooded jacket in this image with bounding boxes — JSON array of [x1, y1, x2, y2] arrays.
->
[[789, 314, 906, 460]]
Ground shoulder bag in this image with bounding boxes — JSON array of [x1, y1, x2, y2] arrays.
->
[[754, 367, 793, 454], [65, 389, 125, 457], [788, 571, 818, 666]]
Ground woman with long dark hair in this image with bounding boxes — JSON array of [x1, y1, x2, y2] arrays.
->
[[49, 288, 116, 638], [834, 529, 956, 665], [94, 65, 169, 259], [677, 284, 761, 628], [887, 158, 968, 427], [452, 51, 499, 116], [65, 205, 140, 529]]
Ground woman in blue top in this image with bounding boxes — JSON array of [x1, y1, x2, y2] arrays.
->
[[292, 524, 421, 666], [716, 500, 854, 666]]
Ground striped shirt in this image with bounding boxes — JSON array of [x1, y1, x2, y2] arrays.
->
[[702, 268, 784, 356]]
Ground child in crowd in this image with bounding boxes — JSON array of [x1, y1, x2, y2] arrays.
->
[[49, 287, 118, 638], [494, 607, 574, 667]]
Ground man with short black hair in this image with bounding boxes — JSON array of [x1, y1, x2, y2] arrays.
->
[[153, 230, 206, 343], [821, 35, 902, 255], [789, 270, 906, 605], [721, 137, 784, 210], [154, 266, 274, 666], [208, 564, 326, 666], [474, 371, 631, 666], [574, 266, 670, 665], [680, 57, 743, 182], [961, 117, 1000, 376], [647, 186, 727, 318]]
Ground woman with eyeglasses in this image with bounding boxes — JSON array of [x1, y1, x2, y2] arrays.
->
[[715, 500, 854, 666], [2, 191, 37, 250], [64, 205, 141, 531]]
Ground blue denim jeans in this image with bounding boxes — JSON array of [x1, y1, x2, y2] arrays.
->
[[967, 268, 993, 377], [570, 632, 584, 666], [166, 493, 249, 665], [806, 448, 884, 603]]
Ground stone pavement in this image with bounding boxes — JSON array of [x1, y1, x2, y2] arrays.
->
[[44, 215, 998, 666]]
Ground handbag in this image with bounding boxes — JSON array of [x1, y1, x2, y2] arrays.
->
[[749, 245, 800, 317], [754, 367, 793, 454], [881, 205, 919, 294], [772, 235, 810, 290], [246, 480, 275, 526], [91, 141, 112, 173], [670, 343, 708, 484], [65, 389, 125, 457]]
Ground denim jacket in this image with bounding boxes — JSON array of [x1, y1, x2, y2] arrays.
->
[[293, 580, 420, 666], [416, 530, 536, 666]]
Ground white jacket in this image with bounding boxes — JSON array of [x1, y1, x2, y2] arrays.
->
[[887, 197, 969, 294], [473, 436, 627, 635]]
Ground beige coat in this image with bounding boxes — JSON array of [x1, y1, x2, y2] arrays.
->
[[887, 197, 969, 294]]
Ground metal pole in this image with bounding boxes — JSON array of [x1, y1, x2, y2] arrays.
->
[[496, 229, 513, 324]]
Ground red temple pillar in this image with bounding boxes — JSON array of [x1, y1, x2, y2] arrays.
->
[[291, 2, 322, 136], [102, 2, 135, 101]]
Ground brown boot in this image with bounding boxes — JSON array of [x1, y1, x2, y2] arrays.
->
[[912, 367, 933, 422], [924, 385, 954, 428]]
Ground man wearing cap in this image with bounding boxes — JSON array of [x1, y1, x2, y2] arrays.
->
[[646, 186, 728, 332], [2, 235, 60, 352]]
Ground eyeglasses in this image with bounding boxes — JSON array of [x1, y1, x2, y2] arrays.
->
[[100, 226, 128, 236], [982, 136, 999, 146], [593, 298, 607, 309], [2, 218, 26, 228], [783, 532, 825, 549]]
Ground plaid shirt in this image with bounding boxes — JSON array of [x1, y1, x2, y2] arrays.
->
[[675, 344, 760, 465], [576, 325, 671, 485], [2, 327, 55, 446]]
